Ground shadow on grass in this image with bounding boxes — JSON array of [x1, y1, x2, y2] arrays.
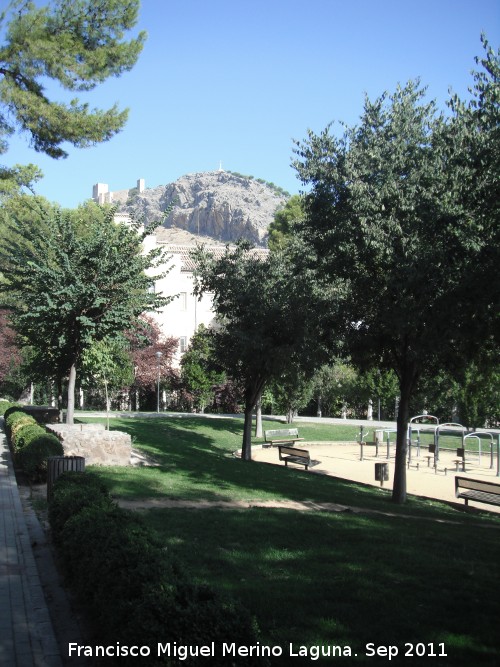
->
[[81, 416, 498, 521], [142, 506, 500, 666], [85, 416, 395, 509]]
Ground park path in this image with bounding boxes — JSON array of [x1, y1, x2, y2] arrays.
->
[[115, 496, 500, 527]]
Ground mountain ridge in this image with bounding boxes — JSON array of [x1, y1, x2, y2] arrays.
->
[[120, 170, 289, 247]]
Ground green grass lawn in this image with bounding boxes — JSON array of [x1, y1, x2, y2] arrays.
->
[[80, 415, 500, 665]]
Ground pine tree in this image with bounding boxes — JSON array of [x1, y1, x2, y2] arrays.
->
[[0, 0, 145, 187]]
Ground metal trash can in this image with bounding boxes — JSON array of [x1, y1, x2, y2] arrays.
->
[[47, 455, 85, 501], [375, 462, 389, 487]]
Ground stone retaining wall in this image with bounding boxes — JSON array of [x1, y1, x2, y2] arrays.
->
[[46, 423, 131, 466]]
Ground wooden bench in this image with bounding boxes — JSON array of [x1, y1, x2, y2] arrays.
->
[[278, 445, 311, 470], [264, 428, 304, 447], [455, 476, 500, 508]]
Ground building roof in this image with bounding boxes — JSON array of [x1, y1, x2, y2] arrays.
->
[[160, 243, 269, 272]]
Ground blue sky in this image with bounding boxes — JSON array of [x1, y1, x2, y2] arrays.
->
[[6, 0, 500, 208]]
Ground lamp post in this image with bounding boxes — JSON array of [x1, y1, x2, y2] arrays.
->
[[156, 351, 163, 413]]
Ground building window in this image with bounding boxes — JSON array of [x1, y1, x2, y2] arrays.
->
[[180, 292, 187, 310], [179, 336, 188, 354]]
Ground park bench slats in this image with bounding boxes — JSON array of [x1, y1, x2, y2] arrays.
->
[[264, 428, 304, 447], [455, 476, 500, 508], [278, 445, 315, 471]]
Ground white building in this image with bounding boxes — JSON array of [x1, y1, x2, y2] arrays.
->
[[150, 241, 217, 364], [150, 236, 268, 365]]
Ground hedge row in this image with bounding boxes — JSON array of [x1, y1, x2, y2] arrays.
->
[[0, 399, 19, 417], [4, 407, 63, 482], [49, 472, 266, 666]]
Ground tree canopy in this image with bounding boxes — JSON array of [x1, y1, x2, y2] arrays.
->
[[293, 38, 499, 503], [180, 324, 225, 413], [192, 241, 327, 459], [0, 202, 171, 422], [267, 194, 304, 251], [0, 0, 145, 188]]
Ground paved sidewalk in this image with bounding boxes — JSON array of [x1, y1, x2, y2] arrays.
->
[[0, 419, 62, 667]]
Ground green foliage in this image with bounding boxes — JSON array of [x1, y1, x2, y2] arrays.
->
[[4, 406, 63, 480], [192, 241, 327, 458], [16, 432, 63, 481], [4, 408, 34, 439], [293, 41, 500, 501], [310, 362, 358, 417], [0, 0, 145, 162], [180, 324, 224, 411], [267, 194, 304, 251], [49, 472, 263, 665], [48, 471, 115, 541], [0, 398, 17, 416], [81, 336, 135, 403], [0, 163, 43, 196], [0, 202, 173, 422], [227, 171, 290, 197], [269, 367, 313, 422], [11, 422, 45, 454]]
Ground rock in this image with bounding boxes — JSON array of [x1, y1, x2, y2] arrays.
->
[[46, 424, 132, 466], [121, 170, 288, 246]]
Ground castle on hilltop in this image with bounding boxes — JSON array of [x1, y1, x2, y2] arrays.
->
[[92, 178, 145, 205]]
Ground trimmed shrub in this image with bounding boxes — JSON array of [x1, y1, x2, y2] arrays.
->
[[5, 409, 35, 439], [4, 404, 28, 422], [49, 471, 114, 541], [11, 422, 45, 455], [0, 400, 18, 417], [16, 433, 64, 482], [49, 474, 265, 666]]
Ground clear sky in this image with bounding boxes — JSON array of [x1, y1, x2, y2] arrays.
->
[[6, 0, 500, 208]]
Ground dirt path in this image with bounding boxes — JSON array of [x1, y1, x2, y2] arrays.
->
[[115, 496, 500, 527]]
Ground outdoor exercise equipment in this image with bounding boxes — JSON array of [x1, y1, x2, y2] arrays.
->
[[435, 422, 466, 462], [408, 415, 439, 465], [463, 431, 496, 469]]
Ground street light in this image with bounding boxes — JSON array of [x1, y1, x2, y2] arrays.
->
[[156, 351, 163, 413]]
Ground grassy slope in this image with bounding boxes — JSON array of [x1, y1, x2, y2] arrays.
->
[[81, 415, 500, 665]]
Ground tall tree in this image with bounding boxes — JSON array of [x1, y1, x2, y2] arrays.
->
[[180, 324, 224, 413], [267, 194, 304, 251], [0, 0, 145, 189], [0, 203, 172, 423], [0, 307, 21, 388], [127, 315, 178, 408], [293, 43, 499, 503], [81, 336, 134, 420], [192, 241, 324, 460]]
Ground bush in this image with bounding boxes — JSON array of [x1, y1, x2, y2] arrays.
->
[[0, 400, 18, 417], [49, 471, 114, 541], [50, 474, 264, 666], [5, 409, 36, 440], [11, 422, 45, 455], [16, 433, 64, 482]]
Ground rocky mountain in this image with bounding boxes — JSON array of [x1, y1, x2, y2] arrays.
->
[[120, 170, 289, 246]]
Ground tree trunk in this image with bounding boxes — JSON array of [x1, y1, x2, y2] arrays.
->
[[392, 363, 417, 504], [104, 376, 110, 430], [255, 395, 263, 438], [241, 379, 266, 461], [56, 377, 64, 422], [242, 402, 254, 461], [66, 363, 77, 425]]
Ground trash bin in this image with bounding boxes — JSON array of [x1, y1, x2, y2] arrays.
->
[[47, 455, 85, 501], [375, 462, 389, 487]]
